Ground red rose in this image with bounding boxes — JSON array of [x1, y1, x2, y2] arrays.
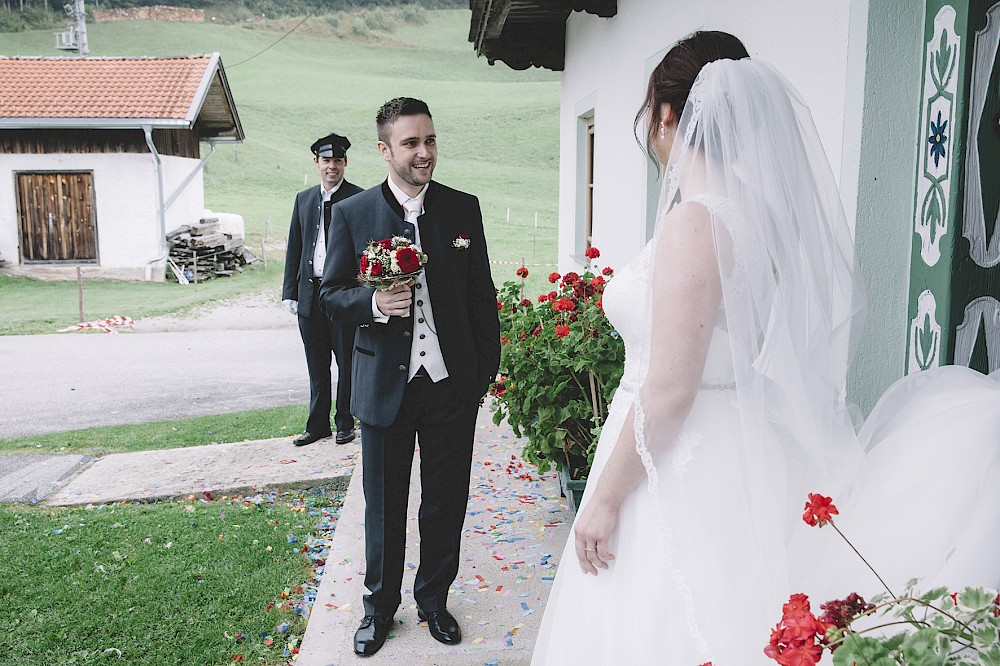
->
[[548, 271, 560, 283], [602, 266, 614, 276], [376, 238, 393, 250], [370, 260, 383, 277], [395, 246, 421, 274], [554, 324, 570, 339], [802, 493, 838, 527], [516, 266, 529, 278], [459, 234, 470, 240], [359, 254, 369, 273], [585, 246, 600, 259]]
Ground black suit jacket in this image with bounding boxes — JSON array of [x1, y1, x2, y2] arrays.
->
[[319, 180, 500, 427], [282, 180, 364, 319]]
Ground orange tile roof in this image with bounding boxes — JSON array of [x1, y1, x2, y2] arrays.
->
[[0, 55, 212, 120]]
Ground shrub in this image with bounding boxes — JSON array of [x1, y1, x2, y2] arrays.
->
[[491, 250, 625, 479]]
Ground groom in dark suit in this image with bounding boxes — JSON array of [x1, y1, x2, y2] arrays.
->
[[320, 98, 500, 657], [282, 133, 364, 447]]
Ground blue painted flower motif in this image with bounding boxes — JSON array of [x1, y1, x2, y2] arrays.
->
[[928, 110, 948, 168]]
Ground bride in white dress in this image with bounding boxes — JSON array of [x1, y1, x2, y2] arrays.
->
[[531, 31, 1000, 665]]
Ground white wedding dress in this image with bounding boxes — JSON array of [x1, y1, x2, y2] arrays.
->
[[531, 58, 1000, 665], [531, 201, 1000, 666]]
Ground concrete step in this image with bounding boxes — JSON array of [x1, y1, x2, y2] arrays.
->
[[296, 409, 573, 666], [0, 453, 95, 503], [45, 436, 358, 506]]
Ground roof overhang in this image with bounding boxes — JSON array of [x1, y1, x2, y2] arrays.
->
[[469, 0, 617, 71]]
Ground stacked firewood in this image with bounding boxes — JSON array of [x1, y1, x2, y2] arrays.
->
[[166, 218, 258, 282]]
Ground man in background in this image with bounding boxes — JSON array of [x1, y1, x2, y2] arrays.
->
[[282, 132, 363, 447]]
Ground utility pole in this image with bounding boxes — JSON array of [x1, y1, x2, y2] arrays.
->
[[64, 0, 88, 57]]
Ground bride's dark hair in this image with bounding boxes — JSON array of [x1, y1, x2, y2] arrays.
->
[[635, 30, 750, 163]]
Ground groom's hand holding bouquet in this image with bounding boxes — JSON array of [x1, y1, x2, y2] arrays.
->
[[360, 236, 428, 318]]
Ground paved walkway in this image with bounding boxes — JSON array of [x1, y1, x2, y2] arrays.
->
[[2, 406, 573, 666], [297, 408, 570, 666]]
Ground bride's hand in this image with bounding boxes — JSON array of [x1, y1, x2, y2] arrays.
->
[[573, 496, 619, 575]]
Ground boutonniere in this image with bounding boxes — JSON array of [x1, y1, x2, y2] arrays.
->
[[452, 234, 471, 250]]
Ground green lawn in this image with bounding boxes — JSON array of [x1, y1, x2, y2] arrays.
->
[[0, 404, 311, 456], [0, 491, 339, 665], [1, 9, 559, 334]]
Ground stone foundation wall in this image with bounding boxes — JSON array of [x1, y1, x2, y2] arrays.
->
[[93, 6, 204, 23]]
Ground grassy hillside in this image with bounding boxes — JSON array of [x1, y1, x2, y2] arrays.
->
[[1, 9, 559, 290]]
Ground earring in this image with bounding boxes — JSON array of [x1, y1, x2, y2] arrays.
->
[[660, 122, 666, 139]]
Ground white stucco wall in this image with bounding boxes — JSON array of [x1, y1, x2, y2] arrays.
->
[[557, 0, 853, 272], [0, 151, 205, 280]]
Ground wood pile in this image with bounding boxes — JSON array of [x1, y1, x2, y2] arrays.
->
[[166, 217, 258, 282]]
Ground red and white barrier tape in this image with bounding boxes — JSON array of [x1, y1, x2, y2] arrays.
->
[[58, 315, 135, 334], [490, 260, 558, 266]]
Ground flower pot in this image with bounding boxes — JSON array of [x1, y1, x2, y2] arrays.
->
[[558, 469, 588, 513]]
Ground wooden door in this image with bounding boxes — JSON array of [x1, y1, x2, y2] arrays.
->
[[16, 172, 98, 263]]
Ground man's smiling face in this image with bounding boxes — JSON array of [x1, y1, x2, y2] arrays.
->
[[378, 113, 436, 196]]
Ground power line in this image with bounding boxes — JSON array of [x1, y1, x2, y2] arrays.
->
[[228, 6, 322, 68]]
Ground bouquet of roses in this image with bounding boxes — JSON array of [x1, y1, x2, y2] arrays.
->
[[357, 236, 428, 290]]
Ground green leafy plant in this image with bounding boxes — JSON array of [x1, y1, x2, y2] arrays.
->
[[765, 493, 1000, 665], [490, 247, 625, 479]]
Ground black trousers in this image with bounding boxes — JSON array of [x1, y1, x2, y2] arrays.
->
[[297, 285, 355, 436], [359, 375, 479, 617]]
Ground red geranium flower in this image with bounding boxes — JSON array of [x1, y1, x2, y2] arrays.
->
[[497, 300, 503, 311], [602, 266, 614, 276], [551, 298, 577, 312], [585, 246, 600, 259], [395, 246, 421, 273], [519, 298, 532, 307], [765, 594, 829, 666], [537, 294, 548, 303], [547, 291, 558, 301], [802, 493, 839, 527], [591, 275, 606, 288], [548, 271, 561, 284], [554, 324, 570, 339], [515, 266, 529, 278], [561, 271, 580, 287]]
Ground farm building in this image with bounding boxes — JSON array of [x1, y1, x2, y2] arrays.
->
[[0, 53, 243, 280]]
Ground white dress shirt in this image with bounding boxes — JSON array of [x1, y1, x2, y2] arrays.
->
[[312, 180, 343, 278]]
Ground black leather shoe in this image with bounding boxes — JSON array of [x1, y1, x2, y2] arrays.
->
[[335, 429, 356, 445], [418, 608, 461, 645], [354, 614, 394, 656], [293, 431, 329, 447]]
